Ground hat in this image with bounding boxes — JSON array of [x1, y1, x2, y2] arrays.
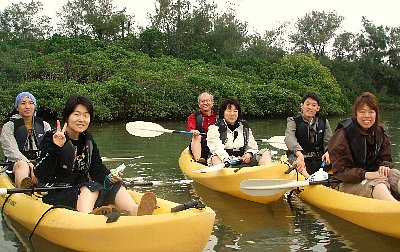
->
[[15, 92, 37, 116], [15, 92, 37, 108]]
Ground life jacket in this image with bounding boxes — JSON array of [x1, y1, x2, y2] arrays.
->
[[194, 110, 218, 133], [293, 113, 326, 158], [216, 119, 249, 157], [336, 118, 384, 171], [50, 130, 94, 185], [12, 117, 45, 161]]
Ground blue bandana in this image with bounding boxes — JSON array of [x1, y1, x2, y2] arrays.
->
[[15, 92, 37, 115]]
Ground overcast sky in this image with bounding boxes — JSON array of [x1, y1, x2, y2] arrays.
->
[[1, 0, 400, 34]]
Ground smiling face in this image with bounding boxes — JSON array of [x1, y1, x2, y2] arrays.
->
[[356, 104, 376, 130], [301, 98, 320, 121], [17, 97, 35, 120], [66, 104, 91, 140], [224, 104, 239, 125], [198, 93, 214, 114]]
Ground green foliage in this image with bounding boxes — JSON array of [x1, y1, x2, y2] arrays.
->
[[268, 54, 348, 115]]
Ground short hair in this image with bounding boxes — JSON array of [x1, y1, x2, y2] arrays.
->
[[62, 95, 94, 122], [301, 92, 320, 105], [218, 99, 241, 118], [351, 92, 381, 136], [197, 92, 214, 103]]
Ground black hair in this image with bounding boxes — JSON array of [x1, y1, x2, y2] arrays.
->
[[62, 95, 94, 122], [218, 99, 242, 118], [301, 92, 320, 105]]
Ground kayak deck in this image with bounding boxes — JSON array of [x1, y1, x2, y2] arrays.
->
[[0, 173, 215, 251], [179, 148, 296, 204]]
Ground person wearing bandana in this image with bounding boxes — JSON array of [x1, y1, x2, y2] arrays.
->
[[0, 92, 51, 188]]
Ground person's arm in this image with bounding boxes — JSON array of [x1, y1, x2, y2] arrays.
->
[[284, 117, 303, 152], [245, 128, 258, 155], [34, 131, 62, 182], [207, 125, 229, 161], [89, 140, 111, 183], [186, 114, 196, 131], [375, 132, 394, 167], [323, 118, 333, 151], [329, 128, 366, 183], [284, 117, 305, 169], [0, 122, 29, 162]]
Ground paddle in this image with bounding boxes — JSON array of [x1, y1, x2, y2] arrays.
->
[[240, 168, 333, 196], [0, 161, 12, 166], [126, 121, 287, 150], [193, 160, 242, 173], [0, 185, 73, 195], [124, 179, 193, 186], [255, 136, 287, 150], [126, 121, 206, 138]]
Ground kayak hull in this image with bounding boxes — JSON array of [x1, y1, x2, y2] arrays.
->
[[179, 148, 295, 204], [298, 179, 400, 239], [0, 173, 215, 251]]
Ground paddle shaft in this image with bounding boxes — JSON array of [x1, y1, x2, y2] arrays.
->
[[0, 185, 73, 195]]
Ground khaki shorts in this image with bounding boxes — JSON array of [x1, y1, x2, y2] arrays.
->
[[337, 169, 400, 198]]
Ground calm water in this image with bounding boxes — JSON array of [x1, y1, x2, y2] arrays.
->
[[1, 112, 400, 251]]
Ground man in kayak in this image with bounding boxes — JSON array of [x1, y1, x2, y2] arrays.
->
[[0, 92, 51, 188], [329, 92, 400, 201], [187, 92, 217, 164], [207, 99, 272, 166], [34, 95, 157, 215], [284, 92, 332, 178]]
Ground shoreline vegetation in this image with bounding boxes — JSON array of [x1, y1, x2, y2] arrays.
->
[[1, 0, 400, 122]]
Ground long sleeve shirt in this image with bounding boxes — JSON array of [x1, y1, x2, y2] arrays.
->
[[186, 111, 217, 133], [329, 127, 393, 183], [0, 115, 51, 163], [207, 121, 258, 161], [284, 115, 332, 163]]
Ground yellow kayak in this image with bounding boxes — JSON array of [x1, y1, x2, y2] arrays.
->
[[179, 148, 295, 204], [296, 175, 400, 239], [0, 173, 215, 252]]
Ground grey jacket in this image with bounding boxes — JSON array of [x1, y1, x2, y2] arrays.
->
[[0, 114, 51, 162]]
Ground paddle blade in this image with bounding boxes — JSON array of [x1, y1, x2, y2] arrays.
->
[[240, 179, 290, 196], [126, 121, 166, 137], [240, 179, 310, 196], [194, 163, 225, 173], [256, 136, 287, 150]]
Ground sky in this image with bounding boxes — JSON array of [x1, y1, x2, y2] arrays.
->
[[1, 0, 400, 34]]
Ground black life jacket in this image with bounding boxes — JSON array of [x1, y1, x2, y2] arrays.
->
[[336, 118, 384, 171], [293, 113, 326, 158], [51, 131, 94, 185], [216, 119, 250, 157], [194, 110, 218, 133], [13, 117, 45, 161]]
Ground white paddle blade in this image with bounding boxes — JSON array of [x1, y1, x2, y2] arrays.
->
[[126, 121, 169, 137], [240, 179, 310, 196], [193, 163, 225, 173], [257, 136, 287, 150]]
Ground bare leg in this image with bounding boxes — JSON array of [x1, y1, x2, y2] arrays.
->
[[258, 150, 272, 165], [190, 135, 202, 161], [372, 183, 397, 201], [13, 161, 30, 188], [76, 187, 99, 213], [114, 186, 138, 215]]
